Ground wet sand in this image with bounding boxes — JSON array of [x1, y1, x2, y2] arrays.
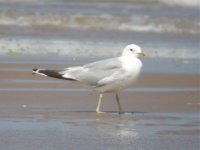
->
[[0, 60, 199, 150]]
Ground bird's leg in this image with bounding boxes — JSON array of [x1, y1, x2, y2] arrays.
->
[[96, 94, 105, 114], [115, 93, 123, 114]]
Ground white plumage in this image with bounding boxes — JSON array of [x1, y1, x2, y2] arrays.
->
[[33, 44, 146, 114]]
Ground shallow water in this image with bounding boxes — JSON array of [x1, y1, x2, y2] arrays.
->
[[0, 112, 199, 150], [0, 0, 199, 58]]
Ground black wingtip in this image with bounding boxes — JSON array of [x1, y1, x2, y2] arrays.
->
[[32, 68, 38, 75], [33, 68, 38, 72], [32, 68, 78, 81]]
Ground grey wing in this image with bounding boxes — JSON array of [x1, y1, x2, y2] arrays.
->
[[61, 57, 125, 87]]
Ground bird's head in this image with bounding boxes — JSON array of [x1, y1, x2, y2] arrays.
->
[[122, 44, 146, 57]]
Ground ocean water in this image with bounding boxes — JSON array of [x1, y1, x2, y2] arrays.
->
[[0, 0, 199, 58]]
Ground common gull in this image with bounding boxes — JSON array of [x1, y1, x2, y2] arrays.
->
[[32, 44, 146, 114]]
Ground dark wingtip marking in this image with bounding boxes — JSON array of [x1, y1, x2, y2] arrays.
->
[[33, 68, 38, 72], [64, 78, 77, 81], [32, 69, 78, 81], [32, 68, 38, 75]]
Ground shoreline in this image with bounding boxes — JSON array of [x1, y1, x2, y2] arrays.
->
[[0, 60, 199, 114], [0, 56, 199, 150]]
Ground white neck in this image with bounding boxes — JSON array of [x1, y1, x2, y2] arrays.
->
[[119, 54, 142, 73]]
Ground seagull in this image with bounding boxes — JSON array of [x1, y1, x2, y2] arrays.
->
[[32, 44, 146, 114]]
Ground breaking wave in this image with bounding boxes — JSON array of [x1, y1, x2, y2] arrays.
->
[[0, 0, 199, 59], [0, 11, 199, 34], [0, 3, 199, 35], [159, 0, 200, 7]]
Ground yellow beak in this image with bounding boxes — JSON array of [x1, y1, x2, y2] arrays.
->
[[139, 51, 148, 56]]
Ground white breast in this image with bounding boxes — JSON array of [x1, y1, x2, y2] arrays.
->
[[118, 56, 142, 87], [120, 55, 142, 76]]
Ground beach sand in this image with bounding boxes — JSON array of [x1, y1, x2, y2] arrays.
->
[[0, 60, 199, 150]]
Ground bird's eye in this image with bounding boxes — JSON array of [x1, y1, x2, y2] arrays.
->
[[130, 49, 133, 51]]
